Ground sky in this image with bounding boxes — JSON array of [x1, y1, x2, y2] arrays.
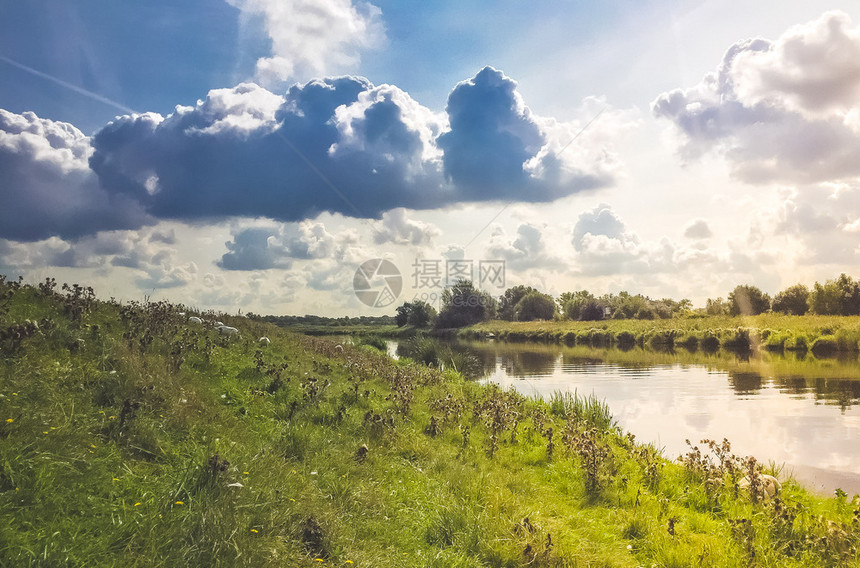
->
[[2, 0, 860, 316]]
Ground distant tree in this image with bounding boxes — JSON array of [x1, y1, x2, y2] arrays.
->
[[498, 285, 540, 321], [808, 274, 860, 315], [705, 297, 729, 316], [560, 290, 595, 320], [579, 299, 605, 321], [635, 306, 656, 320], [728, 285, 771, 316], [514, 292, 556, 321], [772, 284, 809, 315], [395, 300, 437, 328], [436, 280, 496, 328]]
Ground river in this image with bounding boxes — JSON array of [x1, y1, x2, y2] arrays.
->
[[388, 338, 860, 495]]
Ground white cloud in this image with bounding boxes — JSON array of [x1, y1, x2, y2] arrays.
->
[[372, 208, 440, 246], [653, 11, 860, 185], [0, 110, 148, 241], [486, 222, 560, 271], [229, 0, 386, 84]]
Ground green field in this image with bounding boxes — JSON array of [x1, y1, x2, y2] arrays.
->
[[2, 279, 860, 566]]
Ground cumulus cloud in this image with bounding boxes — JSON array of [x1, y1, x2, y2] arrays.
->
[[653, 11, 860, 185], [571, 204, 677, 276], [683, 219, 713, 240], [486, 222, 559, 271], [1, 67, 623, 245], [372, 208, 440, 246], [0, 109, 149, 241], [774, 182, 860, 264], [218, 219, 359, 271], [228, 0, 385, 84], [88, 68, 619, 229], [438, 67, 618, 201]]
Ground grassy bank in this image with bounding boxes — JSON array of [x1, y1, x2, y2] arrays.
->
[[464, 315, 860, 356], [2, 279, 860, 566]]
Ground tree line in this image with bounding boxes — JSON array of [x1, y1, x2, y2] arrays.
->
[[394, 273, 860, 329]]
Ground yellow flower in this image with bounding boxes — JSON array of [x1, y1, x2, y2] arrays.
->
[[91, 444, 97, 449], [108, 416, 116, 420], [243, 471, 249, 475], [345, 562, 354, 565], [112, 478, 119, 482], [50, 427, 56, 430], [175, 501, 184, 505], [315, 560, 324, 563], [5, 418, 12, 423], [134, 502, 141, 507], [289, 498, 295, 502], [250, 529, 258, 533], [11, 393, 17, 396], [43, 431, 48, 434]]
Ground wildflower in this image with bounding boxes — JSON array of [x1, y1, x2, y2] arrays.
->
[[91, 444, 97, 449], [345, 562, 354, 565], [108, 416, 116, 420], [50, 427, 56, 430], [43, 431, 48, 434], [12, 393, 17, 396], [134, 502, 141, 507], [112, 478, 120, 482], [175, 501, 184, 505], [243, 471, 249, 475], [289, 498, 295, 502], [250, 529, 258, 533], [315, 560, 324, 563], [5, 418, 12, 423]]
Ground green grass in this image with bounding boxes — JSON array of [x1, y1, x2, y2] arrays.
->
[[1, 277, 860, 566], [465, 314, 860, 355]]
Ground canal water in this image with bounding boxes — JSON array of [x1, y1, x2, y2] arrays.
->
[[389, 338, 860, 495]]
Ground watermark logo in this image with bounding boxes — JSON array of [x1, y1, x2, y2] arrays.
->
[[353, 259, 403, 308], [355, 257, 506, 309]]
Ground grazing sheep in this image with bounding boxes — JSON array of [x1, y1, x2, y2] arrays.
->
[[188, 316, 203, 324], [259, 336, 270, 346], [738, 474, 781, 500], [215, 321, 225, 327], [218, 325, 240, 336]]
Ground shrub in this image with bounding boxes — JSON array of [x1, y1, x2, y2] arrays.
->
[[810, 335, 838, 357]]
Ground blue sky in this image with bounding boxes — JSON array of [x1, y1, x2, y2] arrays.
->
[[2, 1, 860, 315]]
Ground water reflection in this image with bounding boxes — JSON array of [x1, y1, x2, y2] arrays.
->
[[391, 338, 860, 495]]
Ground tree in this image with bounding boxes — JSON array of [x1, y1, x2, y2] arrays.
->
[[395, 300, 437, 328], [559, 290, 595, 320], [498, 285, 540, 321], [808, 274, 860, 315], [705, 297, 728, 316], [436, 280, 496, 328], [514, 292, 556, 321], [772, 284, 809, 315], [728, 285, 771, 316], [580, 299, 606, 321]]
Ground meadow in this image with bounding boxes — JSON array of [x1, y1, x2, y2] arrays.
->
[[2, 276, 860, 566]]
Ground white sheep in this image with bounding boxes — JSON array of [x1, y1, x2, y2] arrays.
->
[[738, 474, 781, 500], [218, 325, 240, 336], [215, 321, 225, 327], [259, 336, 270, 346], [188, 316, 203, 324]]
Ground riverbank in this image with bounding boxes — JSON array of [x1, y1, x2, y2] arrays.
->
[[2, 280, 859, 566], [463, 314, 860, 355]]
